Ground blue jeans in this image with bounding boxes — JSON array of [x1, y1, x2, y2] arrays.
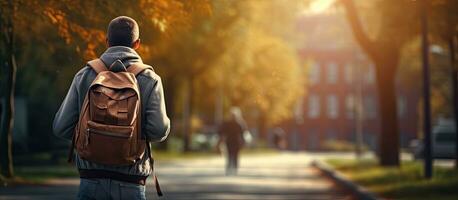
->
[[77, 178, 146, 200]]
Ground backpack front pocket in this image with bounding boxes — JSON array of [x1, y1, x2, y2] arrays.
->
[[84, 120, 134, 165], [90, 86, 137, 125]]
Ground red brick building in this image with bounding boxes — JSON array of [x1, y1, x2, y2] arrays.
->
[[285, 13, 420, 151]]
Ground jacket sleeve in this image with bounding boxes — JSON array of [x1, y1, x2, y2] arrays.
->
[[52, 74, 81, 141], [144, 76, 171, 142]]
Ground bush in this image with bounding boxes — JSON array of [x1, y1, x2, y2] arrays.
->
[[321, 139, 369, 152]]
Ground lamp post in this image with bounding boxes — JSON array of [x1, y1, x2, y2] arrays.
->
[[420, 0, 432, 179], [353, 61, 364, 158]]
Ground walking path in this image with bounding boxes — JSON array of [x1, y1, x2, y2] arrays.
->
[[0, 152, 354, 200]]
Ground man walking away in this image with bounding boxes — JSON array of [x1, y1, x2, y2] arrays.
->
[[217, 107, 246, 176], [53, 16, 170, 200]]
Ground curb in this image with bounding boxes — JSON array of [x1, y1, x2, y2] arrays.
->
[[311, 160, 380, 200]]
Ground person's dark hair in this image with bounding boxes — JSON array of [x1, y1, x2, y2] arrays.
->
[[107, 16, 139, 47]]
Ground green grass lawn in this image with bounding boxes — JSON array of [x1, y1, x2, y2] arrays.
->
[[326, 159, 458, 200], [8, 151, 214, 184], [15, 165, 79, 183]]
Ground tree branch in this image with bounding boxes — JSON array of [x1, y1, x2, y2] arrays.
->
[[340, 0, 377, 60]]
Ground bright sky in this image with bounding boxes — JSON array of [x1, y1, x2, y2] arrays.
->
[[308, 0, 336, 14]]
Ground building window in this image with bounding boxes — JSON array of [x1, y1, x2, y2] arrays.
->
[[345, 95, 355, 119], [327, 62, 338, 84], [364, 95, 377, 119], [366, 64, 376, 84], [344, 63, 353, 84], [398, 96, 407, 118], [327, 95, 338, 119], [308, 94, 320, 118], [308, 61, 320, 85]]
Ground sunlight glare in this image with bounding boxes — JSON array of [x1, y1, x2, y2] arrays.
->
[[309, 0, 336, 14]]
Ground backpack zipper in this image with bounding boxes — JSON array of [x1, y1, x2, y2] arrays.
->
[[87, 128, 131, 139]]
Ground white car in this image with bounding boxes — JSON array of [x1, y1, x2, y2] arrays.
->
[[410, 119, 457, 159]]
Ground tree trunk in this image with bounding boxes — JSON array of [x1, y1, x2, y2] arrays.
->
[[342, 0, 401, 166], [0, 31, 16, 178], [214, 83, 224, 126], [158, 78, 177, 150], [257, 112, 267, 142], [449, 37, 458, 169], [182, 77, 194, 152], [374, 55, 400, 166]]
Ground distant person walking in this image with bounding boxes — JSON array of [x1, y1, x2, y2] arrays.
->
[[217, 107, 246, 176], [53, 16, 170, 200]]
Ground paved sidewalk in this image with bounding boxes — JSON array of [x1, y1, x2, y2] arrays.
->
[[0, 152, 354, 200]]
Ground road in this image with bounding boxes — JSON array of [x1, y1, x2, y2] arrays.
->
[[0, 152, 354, 200]]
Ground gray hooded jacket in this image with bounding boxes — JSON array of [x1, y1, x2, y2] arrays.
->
[[53, 46, 170, 176]]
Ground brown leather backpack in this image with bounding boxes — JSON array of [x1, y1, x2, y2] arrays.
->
[[68, 58, 153, 165]]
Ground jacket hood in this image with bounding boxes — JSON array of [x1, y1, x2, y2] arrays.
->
[[99, 46, 142, 68]]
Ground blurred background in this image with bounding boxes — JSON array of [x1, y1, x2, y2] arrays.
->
[[1, 0, 457, 199]]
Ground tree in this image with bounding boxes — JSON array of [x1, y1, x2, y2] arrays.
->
[[398, 0, 458, 168], [340, 0, 419, 166], [0, 0, 211, 177], [0, 0, 16, 178], [158, 0, 305, 151], [151, 0, 239, 151], [205, 0, 304, 139], [429, 0, 458, 168], [229, 29, 303, 138]]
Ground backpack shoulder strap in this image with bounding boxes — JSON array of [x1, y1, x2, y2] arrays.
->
[[127, 63, 154, 76], [87, 59, 108, 74]]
